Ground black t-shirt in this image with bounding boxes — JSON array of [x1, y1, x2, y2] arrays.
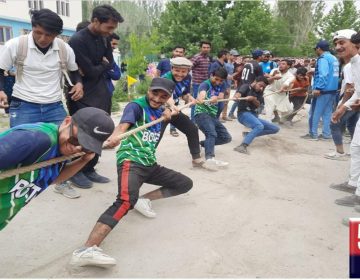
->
[[240, 60, 263, 85], [237, 84, 263, 113]]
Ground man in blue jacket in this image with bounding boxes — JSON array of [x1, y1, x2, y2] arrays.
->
[[302, 40, 339, 140]]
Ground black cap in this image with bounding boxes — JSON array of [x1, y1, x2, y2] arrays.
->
[[149, 77, 176, 96], [72, 107, 115, 155]]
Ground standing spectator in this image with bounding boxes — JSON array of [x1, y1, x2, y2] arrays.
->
[[67, 5, 124, 188], [190, 40, 212, 120], [228, 49, 264, 119], [260, 50, 277, 74], [301, 40, 339, 141], [156, 46, 185, 77], [0, 9, 83, 199], [104, 33, 121, 96], [3, 67, 16, 114]]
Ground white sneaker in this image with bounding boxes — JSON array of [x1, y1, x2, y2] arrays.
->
[[134, 198, 156, 218], [324, 151, 348, 161], [54, 182, 80, 199], [70, 245, 116, 268], [203, 158, 229, 170]]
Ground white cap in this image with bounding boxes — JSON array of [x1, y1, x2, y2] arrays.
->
[[333, 29, 357, 41], [170, 57, 193, 68]]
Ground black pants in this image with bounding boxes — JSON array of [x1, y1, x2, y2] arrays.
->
[[158, 112, 201, 160], [98, 161, 193, 229], [287, 96, 306, 121]]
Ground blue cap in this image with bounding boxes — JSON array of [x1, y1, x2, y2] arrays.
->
[[251, 49, 263, 59], [315, 40, 330, 51]]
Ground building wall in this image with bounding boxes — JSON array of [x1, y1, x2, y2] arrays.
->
[[0, 0, 82, 48]]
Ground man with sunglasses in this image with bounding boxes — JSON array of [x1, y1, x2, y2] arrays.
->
[[70, 78, 193, 268], [0, 107, 114, 230]]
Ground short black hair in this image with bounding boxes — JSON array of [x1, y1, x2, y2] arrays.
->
[[280, 59, 292, 66], [296, 67, 307, 76], [76, 20, 90, 32], [91, 4, 124, 24], [351, 32, 360, 44], [200, 40, 211, 47], [30, 9, 63, 34], [173, 45, 185, 51], [110, 33, 120, 40], [217, 49, 229, 58], [255, 76, 269, 85], [213, 67, 227, 79]]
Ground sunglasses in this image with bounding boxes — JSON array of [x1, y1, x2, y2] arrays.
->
[[68, 122, 92, 154]]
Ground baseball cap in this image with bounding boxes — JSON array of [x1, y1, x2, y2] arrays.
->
[[251, 49, 263, 59], [263, 50, 271, 56], [333, 29, 357, 41], [170, 57, 193, 68], [229, 49, 239, 56], [72, 107, 115, 155], [314, 40, 330, 51], [149, 77, 176, 96]]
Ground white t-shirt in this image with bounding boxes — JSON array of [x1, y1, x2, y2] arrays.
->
[[0, 32, 78, 104], [340, 63, 353, 95]]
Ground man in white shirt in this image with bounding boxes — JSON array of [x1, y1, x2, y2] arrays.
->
[[328, 29, 360, 208], [0, 9, 84, 199]]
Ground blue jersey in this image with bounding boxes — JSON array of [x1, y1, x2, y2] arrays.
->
[[161, 71, 192, 103]]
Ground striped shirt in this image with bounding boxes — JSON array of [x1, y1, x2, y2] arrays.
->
[[191, 53, 211, 84]]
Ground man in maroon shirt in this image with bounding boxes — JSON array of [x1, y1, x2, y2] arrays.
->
[[190, 40, 211, 120]]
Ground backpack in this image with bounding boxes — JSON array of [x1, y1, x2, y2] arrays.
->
[[15, 35, 74, 88]]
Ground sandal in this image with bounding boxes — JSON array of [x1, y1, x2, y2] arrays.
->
[[170, 130, 179, 137]]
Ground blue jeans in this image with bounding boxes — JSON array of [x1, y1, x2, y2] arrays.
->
[[228, 101, 238, 116], [238, 111, 280, 145], [308, 93, 336, 138], [194, 113, 232, 159], [216, 102, 225, 118], [330, 110, 359, 145], [9, 99, 67, 127], [191, 83, 200, 121]]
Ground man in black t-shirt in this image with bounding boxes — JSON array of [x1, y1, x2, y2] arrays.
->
[[233, 76, 280, 154], [228, 49, 264, 118]]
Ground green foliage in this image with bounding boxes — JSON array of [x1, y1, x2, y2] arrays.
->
[[127, 30, 160, 77], [320, 0, 360, 41], [134, 77, 152, 96]]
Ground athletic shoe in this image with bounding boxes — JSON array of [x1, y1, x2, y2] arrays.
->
[[134, 198, 156, 218], [329, 182, 355, 194], [203, 158, 229, 169], [84, 171, 110, 184], [271, 116, 280, 123], [234, 144, 249, 154], [70, 172, 93, 189], [335, 195, 360, 207], [70, 245, 116, 268], [324, 151, 348, 161], [319, 134, 332, 141], [300, 134, 318, 141], [192, 160, 206, 168], [228, 114, 236, 119], [54, 182, 80, 199]]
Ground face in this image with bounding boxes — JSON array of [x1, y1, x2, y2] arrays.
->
[[253, 81, 266, 93], [93, 18, 118, 37], [315, 47, 322, 56], [200, 43, 211, 55], [210, 75, 224, 86], [58, 117, 90, 156], [263, 55, 270, 62], [172, 48, 185, 58], [147, 89, 170, 109], [296, 74, 306, 81], [171, 66, 190, 82], [334, 39, 358, 60], [111, 38, 119, 50], [278, 61, 289, 71], [32, 25, 57, 48]]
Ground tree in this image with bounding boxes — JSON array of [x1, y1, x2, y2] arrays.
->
[[320, 0, 360, 41]]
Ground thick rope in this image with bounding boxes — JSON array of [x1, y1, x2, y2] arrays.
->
[[0, 103, 193, 179]]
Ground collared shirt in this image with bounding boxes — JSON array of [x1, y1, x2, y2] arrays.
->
[[344, 55, 360, 108], [161, 71, 191, 103], [0, 32, 78, 103], [265, 68, 295, 93], [191, 53, 211, 84]]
